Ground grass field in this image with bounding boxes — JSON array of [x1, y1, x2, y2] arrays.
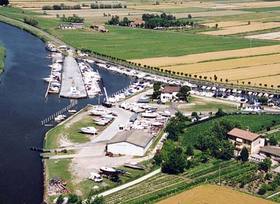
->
[[52, 26, 275, 59], [157, 184, 275, 204], [178, 96, 238, 113], [0, 46, 5, 72]]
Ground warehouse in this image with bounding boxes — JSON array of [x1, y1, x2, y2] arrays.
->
[[106, 130, 154, 156]]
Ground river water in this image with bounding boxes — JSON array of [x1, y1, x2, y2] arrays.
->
[[0, 22, 131, 204]]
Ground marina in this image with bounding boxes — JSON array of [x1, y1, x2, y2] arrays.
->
[[0, 22, 132, 204]]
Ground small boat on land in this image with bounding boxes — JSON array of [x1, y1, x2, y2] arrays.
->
[[54, 114, 66, 122], [80, 126, 97, 135]]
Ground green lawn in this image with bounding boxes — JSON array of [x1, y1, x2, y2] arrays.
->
[[181, 114, 280, 147], [178, 96, 238, 113], [0, 46, 5, 72], [44, 115, 94, 149]]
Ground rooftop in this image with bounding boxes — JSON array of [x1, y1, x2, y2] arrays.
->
[[227, 128, 260, 142], [260, 146, 280, 157], [107, 129, 154, 148], [162, 85, 180, 94]]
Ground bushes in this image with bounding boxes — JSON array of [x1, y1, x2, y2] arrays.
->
[[23, 17, 38, 27], [90, 2, 124, 9], [42, 4, 81, 10], [61, 15, 84, 23]]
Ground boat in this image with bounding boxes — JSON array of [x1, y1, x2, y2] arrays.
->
[[54, 114, 66, 122], [142, 112, 157, 118], [68, 109, 77, 114], [88, 172, 103, 182], [80, 127, 97, 135]]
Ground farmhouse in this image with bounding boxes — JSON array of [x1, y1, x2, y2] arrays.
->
[[160, 85, 180, 103], [227, 128, 265, 156], [130, 19, 145, 28], [259, 146, 280, 165], [106, 130, 154, 156]]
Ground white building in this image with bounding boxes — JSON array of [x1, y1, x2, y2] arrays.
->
[[227, 128, 265, 156], [106, 130, 154, 156], [160, 85, 180, 103]]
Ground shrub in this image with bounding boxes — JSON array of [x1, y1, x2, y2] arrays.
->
[[23, 17, 38, 27]]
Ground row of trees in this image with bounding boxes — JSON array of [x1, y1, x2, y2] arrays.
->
[[61, 14, 84, 23], [107, 16, 131, 26], [42, 4, 81, 10], [90, 3, 126, 9], [56, 194, 104, 204]]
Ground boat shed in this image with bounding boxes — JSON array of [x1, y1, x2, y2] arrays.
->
[[106, 130, 154, 156]]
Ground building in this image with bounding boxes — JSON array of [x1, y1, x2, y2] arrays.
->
[[91, 25, 109, 32], [129, 19, 145, 28], [59, 23, 84, 30], [106, 130, 154, 156], [259, 146, 280, 165], [160, 85, 180, 103], [227, 128, 265, 156]]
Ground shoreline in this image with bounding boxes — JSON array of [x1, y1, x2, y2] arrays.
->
[[0, 45, 5, 73]]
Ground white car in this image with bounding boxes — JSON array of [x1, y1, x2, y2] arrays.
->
[[89, 173, 103, 182]]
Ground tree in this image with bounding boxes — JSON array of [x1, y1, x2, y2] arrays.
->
[[240, 147, 249, 162], [0, 0, 9, 6], [191, 111, 199, 120], [269, 136, 278, 146], [215, 108, 226, 117], [56, 195, 64, 204], [152, 82, 161, 99], [162, 146, 186, 174], [186, 145, 194, 156], [68, 194, 81, 204], [90, 196, 104, 204], [176, 86, 191, 101], [258, 158, 272, 172]]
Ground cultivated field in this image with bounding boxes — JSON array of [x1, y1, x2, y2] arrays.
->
[[157, 184, 275, 204], [246, 31, 280, 41], [202, 22, 280, 36]]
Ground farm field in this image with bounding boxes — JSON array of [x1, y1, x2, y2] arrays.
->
[[104, 159, 259, 204], [51, 26, 275, 59], [157, 184, 275, 204], [246, 31, 280, 41], [202, 22, 280, 36]]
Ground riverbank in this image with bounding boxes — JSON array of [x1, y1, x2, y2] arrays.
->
[[0, 46, 5, 72]]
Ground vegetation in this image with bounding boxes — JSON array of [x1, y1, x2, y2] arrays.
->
[[42, 4, 81, 10], [23, 17, 38, 27], [90, 2, 125, 9], [240, 147, 249, 162], [142, 13, 193, 29], [0, 46, 5, 72], [176, 86, 191, 101], [61, 15, 84, 23], [152, 81, 161, 99], [258, 158, 272, 172]]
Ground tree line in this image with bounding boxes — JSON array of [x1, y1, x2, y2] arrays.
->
[[42, 4, 81, 10]]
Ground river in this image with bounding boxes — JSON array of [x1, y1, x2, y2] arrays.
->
[[0, 22, 131, 204]]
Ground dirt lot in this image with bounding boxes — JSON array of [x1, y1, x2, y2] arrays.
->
[[157, 184, 276, 204]]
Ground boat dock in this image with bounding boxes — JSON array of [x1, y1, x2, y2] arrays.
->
[[59, 55, 87, 99]]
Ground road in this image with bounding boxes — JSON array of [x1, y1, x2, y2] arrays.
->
[[95, 168, 161, 198]]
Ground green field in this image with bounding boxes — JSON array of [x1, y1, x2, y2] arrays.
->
[[242, 6, 280, 13], [0, 46, 5, 72], [53, 26, 275, 59], [0, 7, 277, 60], [181, 114, 280, 147]]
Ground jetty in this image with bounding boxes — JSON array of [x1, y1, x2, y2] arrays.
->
[[59, 55, 87, 99]]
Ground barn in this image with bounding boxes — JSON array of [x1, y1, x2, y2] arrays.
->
[[106, 130, 154, 156]]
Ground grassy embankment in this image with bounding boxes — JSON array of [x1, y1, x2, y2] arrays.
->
[[104, 114, 280, 204], [0, 46, 5, 72]]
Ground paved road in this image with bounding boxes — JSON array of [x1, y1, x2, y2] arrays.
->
[[95, 168, 161, 198]]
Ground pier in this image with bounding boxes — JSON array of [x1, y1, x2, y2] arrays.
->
[[59, 55, 87, 99]]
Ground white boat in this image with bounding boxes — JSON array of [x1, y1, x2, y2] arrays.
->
[[54, 114, 66, 122], [68, 109, 77, 114], [80, 126, 97, 134], [142, 112, 157, 118], [89, 173, 103, 182]]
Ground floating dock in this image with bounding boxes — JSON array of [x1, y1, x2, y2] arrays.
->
[[60, 56, 87, 99]]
